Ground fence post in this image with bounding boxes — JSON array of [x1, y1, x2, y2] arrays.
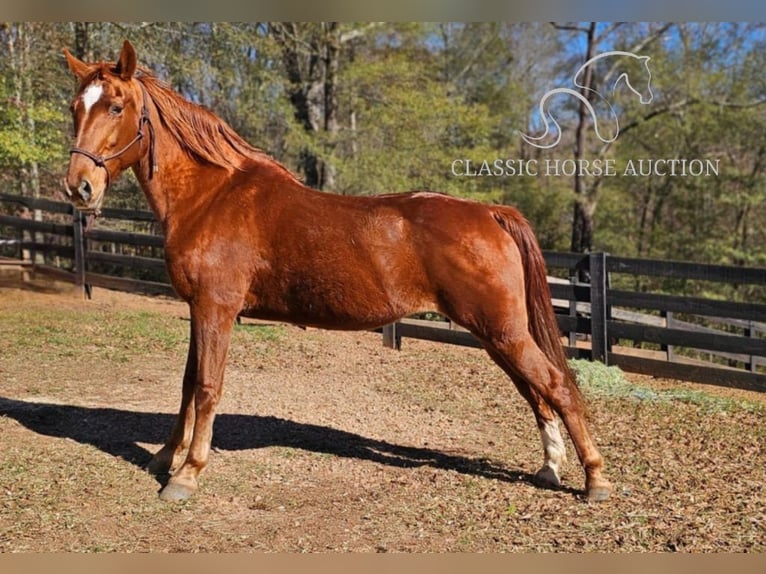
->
[[567, 268, 578, 348], [16, 221, 31, 282], [662, 311, 675, 362], [72, 210, 91, 299], [589, 252, 609, 365], [382, 323, 401, 350]]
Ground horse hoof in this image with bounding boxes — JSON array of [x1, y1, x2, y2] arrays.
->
[[533, 466, 562, 489], [159, 481, 196, 502], [586, 484, 612, 502]]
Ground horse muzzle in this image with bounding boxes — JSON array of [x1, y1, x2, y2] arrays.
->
[[64, 174, 105, 215]]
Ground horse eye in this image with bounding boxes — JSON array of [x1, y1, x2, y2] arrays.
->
[[109, 104, 124, 116]]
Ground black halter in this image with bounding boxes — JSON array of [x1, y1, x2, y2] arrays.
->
[[69, 81, 157, 189]]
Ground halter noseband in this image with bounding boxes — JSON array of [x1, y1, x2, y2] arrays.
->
[[69, 80, 157, 189]]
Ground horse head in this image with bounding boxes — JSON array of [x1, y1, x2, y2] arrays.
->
[[63, 40, 153, 214]]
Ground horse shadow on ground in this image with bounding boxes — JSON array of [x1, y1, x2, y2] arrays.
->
[[0, 396, 577, 496]]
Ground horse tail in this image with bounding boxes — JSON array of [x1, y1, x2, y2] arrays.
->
[[490, 206, 587, 414]]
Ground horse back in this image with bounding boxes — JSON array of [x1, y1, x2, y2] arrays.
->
[[165, 179, 524, 330]]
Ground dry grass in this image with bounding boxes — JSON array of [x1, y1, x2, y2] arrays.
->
[[1, 272, 765, 552]]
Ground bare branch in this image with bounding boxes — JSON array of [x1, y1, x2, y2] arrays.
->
[[596, 97, 697, 156], [594, 22, 624, 43], [550, 22, 592, 34], [339, 23, 385, 44], [708, 98, 766, 109], [603, 23, 674, 86], [629, 22, 674, 54]]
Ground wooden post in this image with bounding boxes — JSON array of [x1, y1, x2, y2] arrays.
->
[[589, 252, 608, 364], [568, 268, 578, 348], [382, 323, 400, 350], [72, 209, 90, 299], [662, 311, 676, 362], [16, 222, 31, 282]]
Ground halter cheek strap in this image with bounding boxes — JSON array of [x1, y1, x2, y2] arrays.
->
[[69, 81, 157, 189]]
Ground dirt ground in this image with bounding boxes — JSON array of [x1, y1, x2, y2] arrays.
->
[[0, 270, 765, 553]]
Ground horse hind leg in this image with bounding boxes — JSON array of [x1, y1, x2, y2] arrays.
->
[[485, 335, 612, 501], [486, 348, 567, 489]]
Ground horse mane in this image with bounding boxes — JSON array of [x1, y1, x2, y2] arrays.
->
[[132, 68, 300, 181]]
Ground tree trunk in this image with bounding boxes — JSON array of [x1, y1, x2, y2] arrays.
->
[[321, 22, 340, 191], [570, 22, 597, 255], [73, 22, 90, 60], [270, 22, 341, 191]]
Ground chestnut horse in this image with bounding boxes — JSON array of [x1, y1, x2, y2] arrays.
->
[[63, 41, 612, 502]]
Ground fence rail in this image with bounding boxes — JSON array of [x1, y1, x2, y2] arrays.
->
[[384, 251, 766, 392], [2, 193, 765, 392]]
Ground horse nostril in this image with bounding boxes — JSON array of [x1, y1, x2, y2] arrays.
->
[[63, 178, 73, 198], [78, 179, 92, 202]]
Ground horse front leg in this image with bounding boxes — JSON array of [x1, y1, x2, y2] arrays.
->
[[147, 326, 197, 475], [158, 299, 238, 501]]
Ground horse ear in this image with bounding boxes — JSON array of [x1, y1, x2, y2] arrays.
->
[[63, 48, 92, 81], [114, 40, 138, 80]]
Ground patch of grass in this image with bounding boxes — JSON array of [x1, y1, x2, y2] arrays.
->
[[0, 306, 188, 359], [233, 322, 284, 344], [2, 307, 284, 361], [120, 310, 185, 350], [569, 359, 765, 413], [97, 309, 188, 354], [570, 359, 637, 399]]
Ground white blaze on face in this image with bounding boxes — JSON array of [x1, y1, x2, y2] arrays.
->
[[81, 82, 104, 114]]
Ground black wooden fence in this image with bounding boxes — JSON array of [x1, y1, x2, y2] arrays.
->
[[385, 251, 766, 392], [0, 192, 173, 297], [2, 193, 765, 392]]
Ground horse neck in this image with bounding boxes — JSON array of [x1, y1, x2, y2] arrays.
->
[[131, 118, 232, 232]]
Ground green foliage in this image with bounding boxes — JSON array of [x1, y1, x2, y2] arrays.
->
[[0, 23, 70, 193], [595, 23, 766, 269], [0, 82, 66, 167], [335, 51, 495, 196], [1, 22, 764, 276]]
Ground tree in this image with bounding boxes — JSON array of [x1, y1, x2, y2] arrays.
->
[[335, 45, 496, 197], [544, 22, 674, 254], [269, 22, 347, 190], [597, 23, 766, 276], [441, 22, 569, 247], [0, 23, 68, 197]]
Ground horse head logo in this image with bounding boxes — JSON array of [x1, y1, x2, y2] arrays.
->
[[521, 51, 654, 149]]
